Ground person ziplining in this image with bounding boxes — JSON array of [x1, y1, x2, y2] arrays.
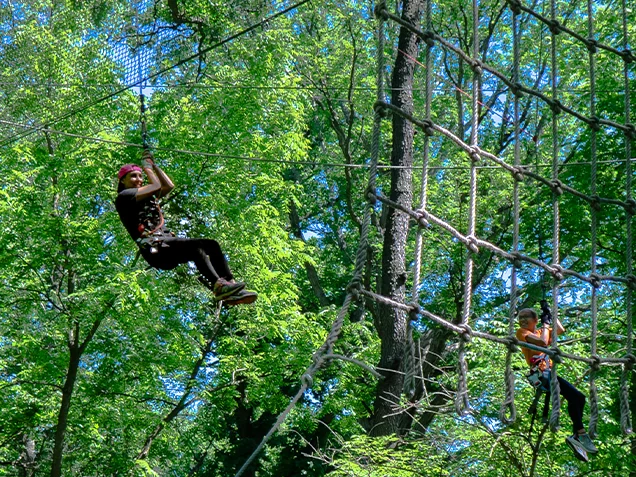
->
[[516, 303, 598, 462], [115, 150, 257, 306]]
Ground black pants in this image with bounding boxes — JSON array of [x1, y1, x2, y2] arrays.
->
[[545, 374, 586, 433], [141, 237, 233, 285]]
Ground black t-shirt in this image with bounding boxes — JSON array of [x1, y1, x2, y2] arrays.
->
[[115, 188, 164, 241]]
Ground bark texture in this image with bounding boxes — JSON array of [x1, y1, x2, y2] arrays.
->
[[370, 0, 425, 437]]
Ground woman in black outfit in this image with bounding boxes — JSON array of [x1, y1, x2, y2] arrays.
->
[[115, 151, 257, 306]]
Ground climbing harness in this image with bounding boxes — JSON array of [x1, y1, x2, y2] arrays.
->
[[526, 355, 551, 393], [136, 228, 173, 255], [526, 354, 552, 437]]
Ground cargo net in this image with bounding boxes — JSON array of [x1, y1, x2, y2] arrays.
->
[[235, 1, 635, 475]]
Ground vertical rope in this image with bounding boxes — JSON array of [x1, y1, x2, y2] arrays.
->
[[586, 0, 600, 439], [619, 0, 634, 436], [404, 0, 434, 399], [455, 0, 480, 416], [500, 1, 521, 425], [548, 0, 562, 432], [233, 7, 387, 476], [136, 3, 149, 150]]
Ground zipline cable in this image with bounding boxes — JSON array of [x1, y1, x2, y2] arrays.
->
[[2, 119, 635, 172], [0, 80, 629, 94]]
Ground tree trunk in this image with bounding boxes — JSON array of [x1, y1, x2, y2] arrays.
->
[[369, 0, 424, 437], [50, 346, 81, 477]]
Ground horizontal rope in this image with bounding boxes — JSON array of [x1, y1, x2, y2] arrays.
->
[[371, 191, 633, 288], [359, 288, 634, 366], [0, 79, 632, 94], [376, 102, 636, 215], [513, 0, 635, 61], [3, 120, 636, 174], [378, 5, 636, 137]]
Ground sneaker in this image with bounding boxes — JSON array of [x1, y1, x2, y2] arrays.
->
[[576, 433, 598, 455], [222, 289, 258, 306], [565, 435, 589, 462], [212, 278, 245, 300]]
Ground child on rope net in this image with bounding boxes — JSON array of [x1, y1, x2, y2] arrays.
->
[[115, 150, 257, 306], [516, 306, 597, 462]]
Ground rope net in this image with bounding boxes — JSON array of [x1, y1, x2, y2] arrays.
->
[[375, 0, 635, 434], [1, 1, 631, 473], [237, 0, 634, 473]]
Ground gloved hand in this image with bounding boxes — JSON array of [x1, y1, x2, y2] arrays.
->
[[540, 299, 552, 325], [141, 150, 154, 169]]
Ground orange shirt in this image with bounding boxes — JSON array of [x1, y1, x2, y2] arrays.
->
[[516, 327, 551, 370]]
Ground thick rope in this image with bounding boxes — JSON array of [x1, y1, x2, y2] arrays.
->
[[455, 0, 481, 417], [548, 0, 562, 433], [380, 6, 634, 136], [500, 3, 522, 426], [372, 189, 632, 289], [586, 0, 599, 438], [358, 287, 636, 367], [232, 9, 387, 476], [619, 0, 634, 436], [375, 100, 635, 216]]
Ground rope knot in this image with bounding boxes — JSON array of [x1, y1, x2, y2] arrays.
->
[[588, 116, 601, 132], [505, 336, 519, 353], [551, 347, 563, 364], [590, 354, 601, 371], [625, 123, 636, 140], [373, 100, 389, 118], [509, 251, 523, 269], [625, 354, 636, 370], [347, 280, 362, 300], [550, 264, 564, 281], [468, 147, 481, 163], [511, 167, 525, 182], [366, 186, 378, 205], [458, 324, 473, 343], [625, 198, 636, 216], [548, 19, 562, 35], [422, 30, 436, 48], [422, 118, 435, 136], [589, 273, 602, 289], [589, 195, 602, 212], [415, 209, 429, 228], [466, 235, 479, 254], [301, 373, 314, 387], [374, 2, 388, 20], [471, 59, 483, 76], [510, 82, 524, 98], [506, 0, 522, 15], [620, 49, 634, 64], [549, 99, 562, 115], [626, 274, 636, 291], [550, 179, 564, 196], [409, 302, 421, 320], [586, 38, 598, 54]]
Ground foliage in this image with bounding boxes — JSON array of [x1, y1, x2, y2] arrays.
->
[[0, 0, 634, 476]]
